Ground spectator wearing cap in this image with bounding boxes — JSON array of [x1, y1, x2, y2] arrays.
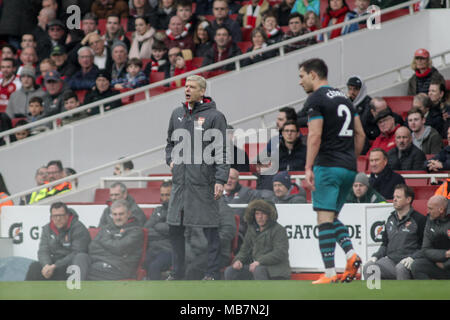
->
[[346, 172, 386, 203], [103, 14, 131, 51], [84, 70, 122, 116], [369, 148, 405, 200], [408, 48, 445, 96], [39, 19, 68, 62], [110, 41, 129, 82], [272, 171, 306, 204], [67, 47, 99, 91], [42, 70, 70, 116], [367, 108, 401, 154], [6, 66, 46, 119], [50, 45, 78, 78], [387, 126, 426, 171], [365, 97, 404, 141]]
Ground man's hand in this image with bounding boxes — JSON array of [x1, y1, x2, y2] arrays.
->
[[399, 257, 414, 270], [436, 262, 445, 269], [214, 183, 224, 200], [232, 260, 243, 270], [445, 250, 450, 259], [42, 264, 56, 279], [304, 168, 315, 191], [249, 261, 260, 273], [427, 160, 443, 172], [170, 161, 174, 170]]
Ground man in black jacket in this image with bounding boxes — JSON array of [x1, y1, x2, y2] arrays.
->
[[202, 26, 241, 72], [387, 126, 426, 171], [369, 148, 405, 200], [84, 70, 122, 115], [165, 75, 230, 280], [362, 184, 426, 280], [411, 195, 450, 279], [26, 202, 90, 280]]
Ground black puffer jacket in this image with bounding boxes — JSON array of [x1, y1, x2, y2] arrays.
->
[[387, 145, 426, 171], [420, 213, 450, 270], [369, 165, 405, 200]]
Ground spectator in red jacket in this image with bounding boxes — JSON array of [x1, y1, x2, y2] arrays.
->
[[368, 108, 401, 154]]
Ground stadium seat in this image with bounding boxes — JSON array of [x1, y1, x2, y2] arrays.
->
[[384, 96, 413, 119], [0, 105, 6, 113], [237, 41, 252, 53], [149, 86, 169, 97], [121, 18, 128, 31], [241, 27, 253, 42], [147, 173, 172, 188], [230, 215, 240, 263], [412, 199, 428, 216], [381, 8, 409, 23], [244, 142, 267, 161], [204, 15, 215, 22], [150, 71, 165, 83], [445, 80, 450, 91], [412, 185, 439, 200], [88, 227, 100, 240], [191, 57, 204, 68], [357, 155, 368, 172], [121, 88, 146, 105], [75, 90, 88, 104], [229, 13, 238, 20], [395, 170, 430, 186], [237, 172, 254, 188], [94, 188, 110, 203], [98, 19, 106, 34], [11, 117, 26, 128], [142, 208, 154, 220], [202, 69, 229, 79], [128, 187, 162, 203], [299, 127, 308, 136], [125, 32, 133, 41], [281, 26, 290, 34]]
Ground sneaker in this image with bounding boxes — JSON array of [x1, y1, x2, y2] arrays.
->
[[340, 253, 362, 283], [202, 276, 215, 280], [165, 274, 180, 281], [312, 274, 339, 284]]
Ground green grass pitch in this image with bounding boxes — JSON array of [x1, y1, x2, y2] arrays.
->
[[1, 280, 449, 300]]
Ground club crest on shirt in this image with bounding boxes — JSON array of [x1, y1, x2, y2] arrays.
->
[[194, 117, 205, 130]]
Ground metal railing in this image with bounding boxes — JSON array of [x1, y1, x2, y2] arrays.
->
[[0, 0, 422, 144]]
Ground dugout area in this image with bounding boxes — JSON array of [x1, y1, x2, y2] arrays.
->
[[1, 280, 449, 300]]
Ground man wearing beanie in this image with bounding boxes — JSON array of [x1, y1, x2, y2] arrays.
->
[[6, 66, 46, 119], [346, 172, 386, 203], [83, 69, 122, 115], [272, 171, 306, 204]]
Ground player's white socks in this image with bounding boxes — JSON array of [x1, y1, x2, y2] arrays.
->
[[346, 249, 356, 260], [325, 268, 336, 278]]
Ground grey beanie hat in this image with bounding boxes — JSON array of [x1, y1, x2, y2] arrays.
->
[[354, 172, 369, 187], [20, 66, 36, 79]]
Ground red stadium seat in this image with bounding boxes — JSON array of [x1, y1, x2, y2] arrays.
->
[[281, 26, 290, 33], [150, 71, 165, 83], [191, 57, 204, 68], [204, 15, 215, 22], [412, 185, 439, 200], [94, 188, 110, 203], [128, 187, 161, 203], [88, 227, 100, 240], [121, 18, 128, 32], [244, 142, 267, 161], [147, 173, 172, 188], [125, 32, 133, 41], [12, 117, 26, 128], [98, 19, 106, 35], [149, 86, 169, 97], [241, 27, 253, 42], [445, 80, 450, 91], [121, 88, 146, 105], [142, 208, 154, 220], [75, 90, 88, 104], [299, 127, 309, 136], [357, 155, 368, 172], [412, 199, 428, 216], [230, 215, 240, 263], [381, 8, 409, 23], [0, 105, 6, 113], [237, 41, 252, 53], [202, 69, 229, 79], [384, 96, 414, 119], [229, 14, 238, 20]]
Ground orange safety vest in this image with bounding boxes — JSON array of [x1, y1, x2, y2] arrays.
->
[[434, 179, 450, 199], [0, 192, 13, 214]]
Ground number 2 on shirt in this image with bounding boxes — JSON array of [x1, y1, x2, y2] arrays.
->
[[337, 104, 353, 137]]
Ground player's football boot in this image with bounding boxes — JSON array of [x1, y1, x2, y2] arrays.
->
[[312, 274, 339, 284], [340, 253, 362, 283]]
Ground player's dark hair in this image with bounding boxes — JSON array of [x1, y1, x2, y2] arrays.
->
[[279, 107, 298, 123], [394, 184, 415, 202], [298, 58, 328, 80]]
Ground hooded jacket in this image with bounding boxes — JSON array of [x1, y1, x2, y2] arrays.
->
[[413, 125, 443, 155], [350, 76, 372, 122], [38, 209, 90, 268], [6, 86, 46, 119], [420, 213, 450, 270], [372, 208, 427, 264], [234, 200, 291, 279], [166, 97, 230, 227], [88, 217, 144, 279]]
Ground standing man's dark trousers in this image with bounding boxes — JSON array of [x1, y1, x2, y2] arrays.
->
[[25, 261, 69, 281], [411, 258, 450, 279], [169, 224, 221, 279]]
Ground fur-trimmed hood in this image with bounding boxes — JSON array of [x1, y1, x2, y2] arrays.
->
[[244, 199, 278, 224]]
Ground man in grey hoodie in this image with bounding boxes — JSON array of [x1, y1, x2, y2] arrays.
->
[[6, 66, 45, 118], [407, 107, 442, 155]]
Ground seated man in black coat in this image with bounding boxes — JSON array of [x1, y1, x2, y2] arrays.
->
[[387, 126, 426, 170], [369, 148, 405, 200]]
